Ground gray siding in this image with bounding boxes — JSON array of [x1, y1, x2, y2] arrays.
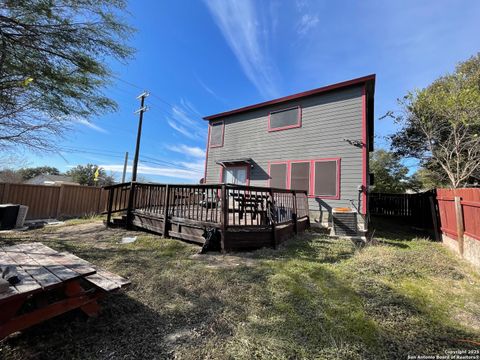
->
[[206, 85, 366, 226]]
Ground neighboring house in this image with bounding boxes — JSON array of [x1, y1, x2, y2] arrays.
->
[[203, 74, 375, 229], [24, 174, 79, 186]]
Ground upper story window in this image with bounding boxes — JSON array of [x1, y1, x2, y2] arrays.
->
[[209, 121, 224, 148], [268, 106, 302, 132]]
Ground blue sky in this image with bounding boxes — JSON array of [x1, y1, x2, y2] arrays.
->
[[16, 0, 480, 182]]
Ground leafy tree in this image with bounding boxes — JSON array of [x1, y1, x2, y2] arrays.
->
[[18, 166, 60, 180], [370, 150, 410, 193], [409, 167, 448, 191], [0, 1, 134, 151], [66, 164, 114, 186], [388, 54, 480, 188]]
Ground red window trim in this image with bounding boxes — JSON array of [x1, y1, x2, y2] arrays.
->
[[209, 120, 224, 148], [268, 158, 341, 199], [267, 105, 302, 132], [219, 164, 250, 186]]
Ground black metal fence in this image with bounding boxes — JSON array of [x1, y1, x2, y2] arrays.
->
[[369, 190, 437, 229]]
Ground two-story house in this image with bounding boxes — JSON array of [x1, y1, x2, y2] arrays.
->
[[203, 74, 375, 230]]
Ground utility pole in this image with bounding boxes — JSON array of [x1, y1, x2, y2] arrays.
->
[[131, 91, 149, 182], [121, 151, 129, 183]]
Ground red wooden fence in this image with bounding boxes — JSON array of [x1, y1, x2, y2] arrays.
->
[[437, 188, 480, 241]]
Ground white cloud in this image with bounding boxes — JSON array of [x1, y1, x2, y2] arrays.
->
[[74, 118, 108, 134], [100, 163, 201, 181], [297, 14, 319, 36], [167, 119, 199, 140], [167, 144, 206, 158], [166, 101, 206, 140], [204, 0, 280, 99], [195, 75, 229, 104]]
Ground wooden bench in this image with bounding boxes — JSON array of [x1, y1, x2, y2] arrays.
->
[[0, 242, 130, 340]]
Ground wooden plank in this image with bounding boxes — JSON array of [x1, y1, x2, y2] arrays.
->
[[55, 251, 97, 275], [2, 245, 63, 288], [95, 269, 130, 287], [14, 244, 79, 281], [84, 274, 120, 292], [55, 251, 129, 289], [168, 230, 205, 244], [0, 251, 41, 296]]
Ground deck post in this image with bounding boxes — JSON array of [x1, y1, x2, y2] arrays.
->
[[292, 191, 298, 235], [126, 182, 135, 230], [106, 187, 114, 227], [270, 189, 277, 249], [162, 185, 170, 238], [221, 184, 228, 253]]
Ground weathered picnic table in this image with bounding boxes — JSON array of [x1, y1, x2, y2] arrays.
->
[[0, 242, 130, 340]]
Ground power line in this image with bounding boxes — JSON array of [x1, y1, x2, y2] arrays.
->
[[60, 146, 203, 173]]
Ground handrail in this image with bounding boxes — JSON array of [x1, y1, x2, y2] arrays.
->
[[104, 181, 307, 194], [104, 181, 310, 231]]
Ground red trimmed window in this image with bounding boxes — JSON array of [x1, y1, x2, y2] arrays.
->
[[290, 161, 310, 193], [269, 162, 288, 189], [209, 121, 224, 148], [268, 106, 302, 132], [312, 159, 340, 199], [269, 158, 341, 199]]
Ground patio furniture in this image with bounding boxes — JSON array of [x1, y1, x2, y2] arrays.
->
[[0, 242, 130, 340], [230, 192, 269, 222]]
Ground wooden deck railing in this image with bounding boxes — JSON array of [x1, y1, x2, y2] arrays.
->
[[104, 182, 310, 249]]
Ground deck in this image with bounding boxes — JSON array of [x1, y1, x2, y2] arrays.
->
[[104, 182, 310, 251]]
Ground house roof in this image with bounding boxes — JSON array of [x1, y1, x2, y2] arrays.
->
[[203, 74, 376, 121], [25, 174, 78, 185]]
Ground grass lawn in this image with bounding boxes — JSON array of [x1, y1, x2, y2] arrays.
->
[[0, 217, 479, 359]]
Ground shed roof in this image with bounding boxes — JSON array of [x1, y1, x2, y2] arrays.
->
[[203, 74, 376, 121]]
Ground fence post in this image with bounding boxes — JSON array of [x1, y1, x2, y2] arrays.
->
[[106, 187, 114, 227], [269, 188, 277, 248], [162, 184, 170, 238], [2, 183, 10, 202], [454, 196, 464, 256], [221, 184, 228, 253], [56, 185, 65, 219], [126, 182, 136, 230], [429, 196, 440, 241], [292, 191, 298, 234]]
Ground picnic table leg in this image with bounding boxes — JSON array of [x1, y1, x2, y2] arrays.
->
[[0, 283, 100, 340], [65, 281, 101, 317], [0, 299, 25, 324]]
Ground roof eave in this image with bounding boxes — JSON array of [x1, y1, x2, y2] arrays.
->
[[203, 74, 376, 121]]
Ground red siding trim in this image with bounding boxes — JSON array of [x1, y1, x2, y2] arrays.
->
[[209, 120, 225, 148], [361, 85, 368, 214], [204, 74, 376, 120], [267, 106, 302, 132], [203, 124, 211, 183]]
